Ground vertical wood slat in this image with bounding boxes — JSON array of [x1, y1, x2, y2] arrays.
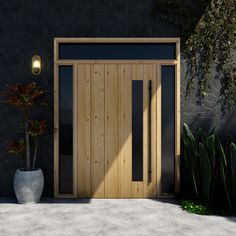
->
[[105, 64, 119, 198], [119, 64, 132, 198], [53, 62, 59, 197], [156, 64, 162, 196], [73, 64, 78, 197], [143, 66, 148, 198], [91, 64, 105, 198], [77, 64, 91, 198], [175, 41, 181, 195], [131, 64, 145, 198], [151, 64, 157, 198]]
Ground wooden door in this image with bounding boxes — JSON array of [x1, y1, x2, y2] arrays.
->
[[77, 63, 157, 198]]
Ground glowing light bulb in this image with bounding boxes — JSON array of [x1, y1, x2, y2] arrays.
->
[[32, 55, 41, 75]]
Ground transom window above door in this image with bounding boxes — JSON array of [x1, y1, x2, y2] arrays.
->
[[58, 43, 176, 60]]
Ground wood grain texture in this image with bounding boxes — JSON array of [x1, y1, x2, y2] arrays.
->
[[156, 64, 162, 196], [54, 38, 181, 198], [57, 60, 178, 64], [91, 64, 105, 198], [143, 64, 157, 198], [132, 182, 144, 198], [77, 64, 91, 198], [131, 64, 144, 198], [54, 37, 180, 45], [55, 59, 180, 198], [105, 64, 119, 198], [175, 40, 181, 195], [53, 61, 59, 198], [143, 66, 149, 198], [73, 64, 78, 198], [118, 64, 132, 198]]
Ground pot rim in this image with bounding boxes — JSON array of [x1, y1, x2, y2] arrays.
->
[[16, 168, 42, 172]]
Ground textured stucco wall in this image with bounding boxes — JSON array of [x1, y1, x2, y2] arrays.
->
[[0, 0, 235, 197]]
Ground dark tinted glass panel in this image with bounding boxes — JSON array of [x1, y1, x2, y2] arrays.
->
[[161, 66, 175, 193], [59, 66, 73, 194], [132, 81, 143, 181], [59, 43, 176, 60]]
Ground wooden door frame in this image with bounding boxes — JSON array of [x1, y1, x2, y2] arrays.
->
[[54, 38, 181, 198]]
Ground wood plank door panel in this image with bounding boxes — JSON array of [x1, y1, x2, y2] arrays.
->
[[77, 64, 91, 198], [144, 64, 157, 198], [77, 62, 157, 198], [105, 64, 119, 198], [131, 64, 145, 198], [90, 64, 105, 198], [119, 64, 132, 198]]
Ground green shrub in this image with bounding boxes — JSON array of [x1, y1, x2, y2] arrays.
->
[[183, 123, 219, 204], [181, 200, 207, 215], [183, 123, 236, 211]]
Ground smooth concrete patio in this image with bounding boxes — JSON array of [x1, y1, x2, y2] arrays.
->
[[0, 198, 235, 236]]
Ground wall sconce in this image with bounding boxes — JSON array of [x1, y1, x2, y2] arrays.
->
[[32, 55, 42, 75]]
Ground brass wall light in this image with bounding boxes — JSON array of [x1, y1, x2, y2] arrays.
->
[[32, 55, 42, 75]]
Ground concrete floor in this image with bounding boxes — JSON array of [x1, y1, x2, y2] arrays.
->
[[0, 199, 235, 236]]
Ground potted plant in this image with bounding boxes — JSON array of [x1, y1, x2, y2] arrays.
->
[[1, 82, 47, 204]]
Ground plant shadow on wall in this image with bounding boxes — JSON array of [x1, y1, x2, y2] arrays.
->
[[183, 123, 236, 215], [153, 0, 236, 114], [0, 82, 48, 203]]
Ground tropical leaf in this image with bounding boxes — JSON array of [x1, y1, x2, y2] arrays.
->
[[6, 139, 25, 157], [28, 120, 48, 137], [0, 82, 47, 108]]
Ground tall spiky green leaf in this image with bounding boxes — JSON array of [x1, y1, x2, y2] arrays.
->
[[201, 131, 208, 150], [230, 143, 236, 207], [183, 123, 196, 153], [219, 160, 232, 210], [215, 135, 227, 165], [199, 143, 212, 203], [184, 141, 200, 199], [207, 135, 215, 172], [208, 125, 216, 136], [195, 128, 202, 147]]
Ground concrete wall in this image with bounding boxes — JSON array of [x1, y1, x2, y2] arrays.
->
[[0, 0, 235, 197]]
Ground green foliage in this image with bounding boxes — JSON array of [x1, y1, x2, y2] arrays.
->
[[184, 123, 236, 211], [199, 143, 212, 202], [230, 143, 236, 206], [183, 123, 219, 204], [28, 120, 48, 137], [220, 142, 236, 210], [1, 82, 48, 171], [153, 0, 236, 112], [6, 138, 25, 158], [181, 200, 207, 215]]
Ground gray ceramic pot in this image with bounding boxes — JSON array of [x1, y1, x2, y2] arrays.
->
[[14, 168, 44, 204]]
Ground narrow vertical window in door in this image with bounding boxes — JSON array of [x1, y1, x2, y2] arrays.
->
[[132, 80, 143, 181], [161, 65, 175, 194], [59, 66, 73, 194]]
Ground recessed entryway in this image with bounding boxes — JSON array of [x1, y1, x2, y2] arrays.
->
[[54, 38, 180, 198]]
